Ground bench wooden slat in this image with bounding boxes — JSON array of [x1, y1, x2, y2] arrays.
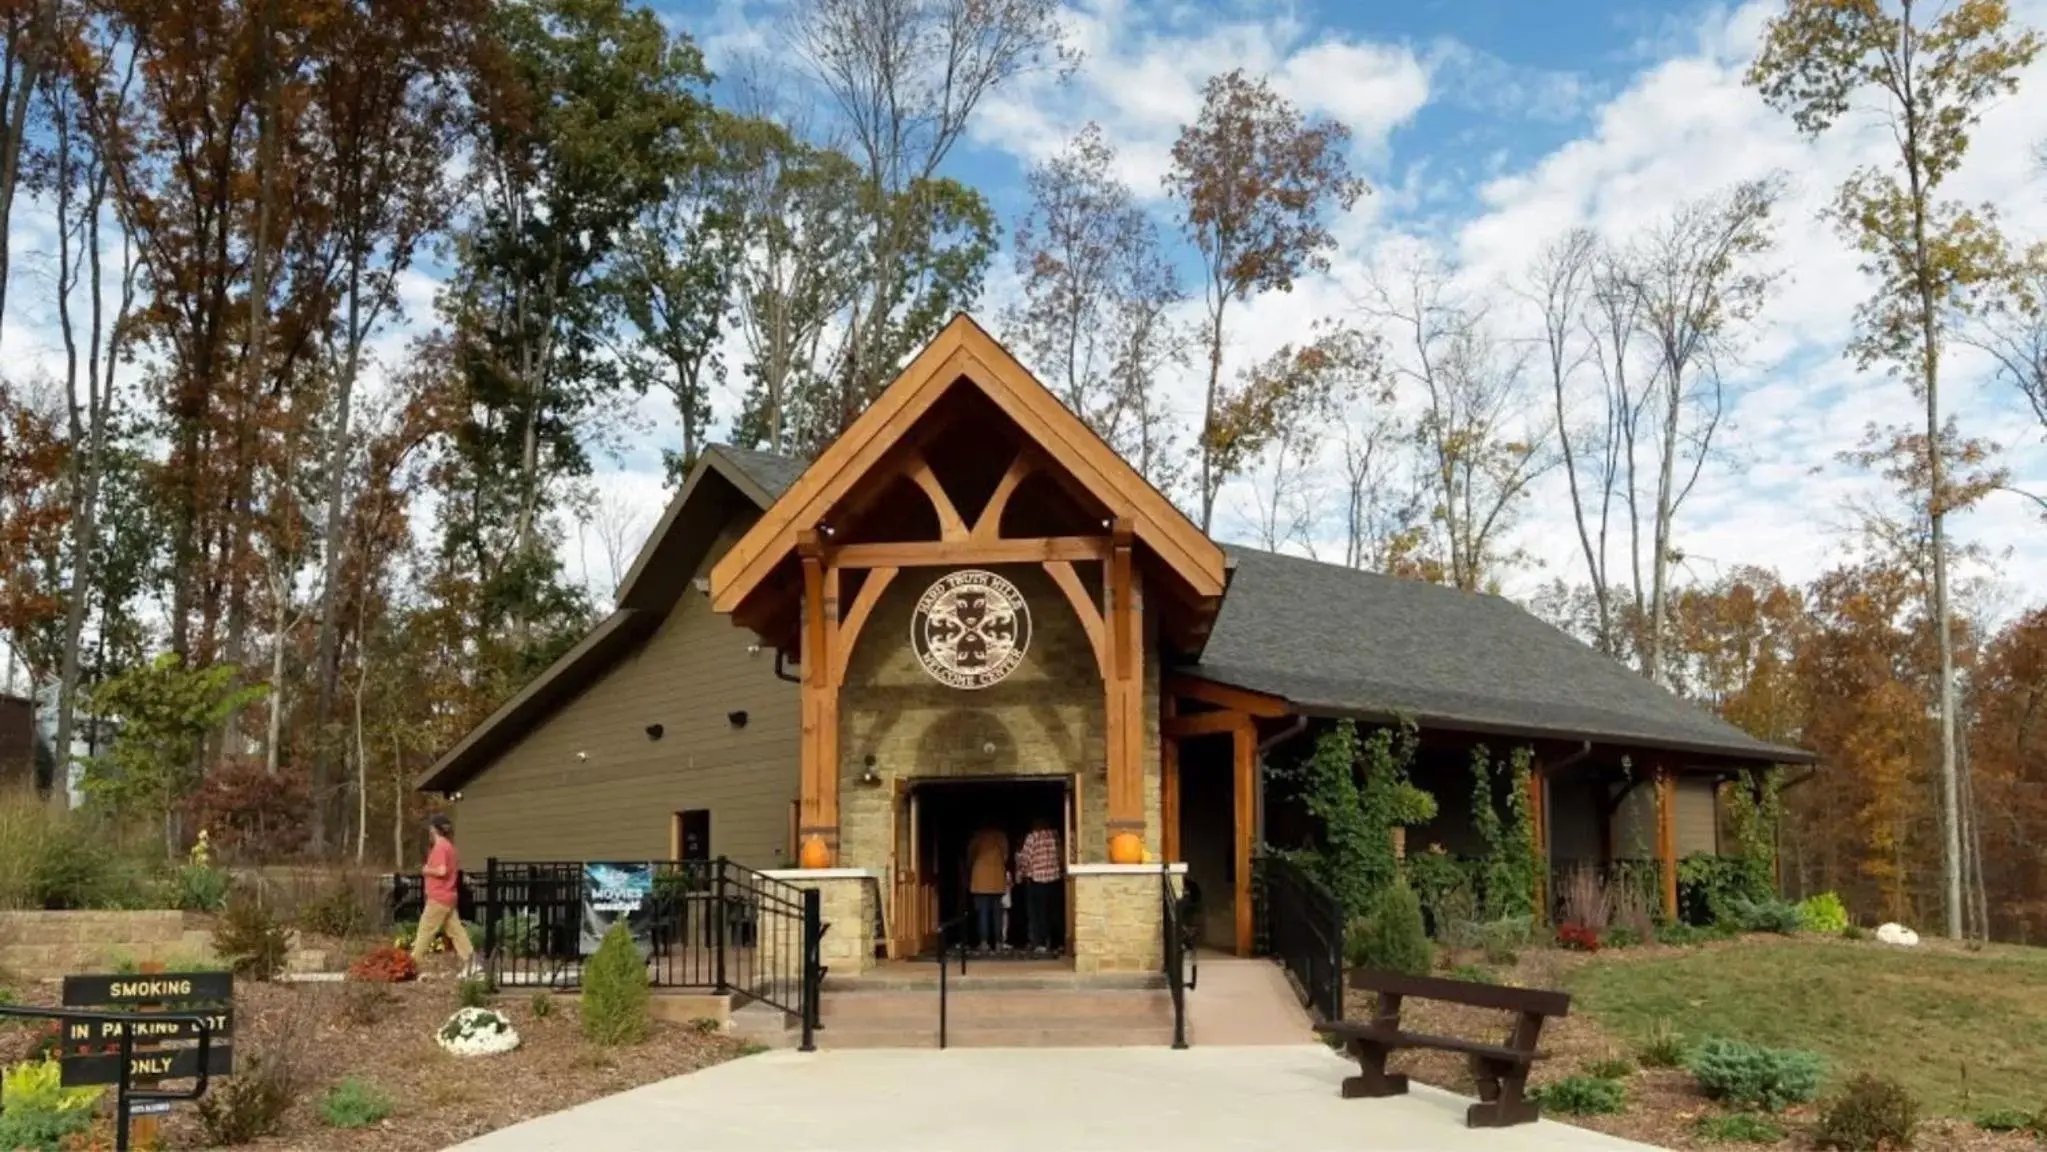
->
[[1345, 967, 1572, 1018], [1315, 1021, 1530, 1066]]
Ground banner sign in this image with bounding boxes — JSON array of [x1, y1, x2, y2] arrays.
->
[[581, 862, 656, 956], [61, 971, 234, 1089]]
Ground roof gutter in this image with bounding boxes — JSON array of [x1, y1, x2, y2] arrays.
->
[[1548, 740, 1593, 773]]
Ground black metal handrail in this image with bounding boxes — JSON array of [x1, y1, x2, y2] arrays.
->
[[0, 1004, 217, 1152], [1255, 855, 1345, 1022], [934, 910, 971, 1049], [1159, 866, 1189, 1049], [475, 857, 827, 1045]]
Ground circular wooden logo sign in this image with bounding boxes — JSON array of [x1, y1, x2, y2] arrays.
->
[[911, 569, 1032, 689]]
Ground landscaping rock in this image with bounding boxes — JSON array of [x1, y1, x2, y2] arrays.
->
[[1875, 922, 1920, 947]]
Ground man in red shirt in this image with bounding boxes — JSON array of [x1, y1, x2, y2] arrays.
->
[[413, 814, 477, 974]]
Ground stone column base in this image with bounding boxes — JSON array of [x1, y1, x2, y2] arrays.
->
[[761, 869, 879, 977], [1070, 864, 1186, 974]]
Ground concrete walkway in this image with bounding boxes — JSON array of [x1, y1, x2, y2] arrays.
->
[[452, 1045, 1666, 1152], [1187, 955, 1317, 1045]]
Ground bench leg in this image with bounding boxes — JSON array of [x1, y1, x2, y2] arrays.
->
[[1340, 1039, 1409, 1099], [1464, 1056, 1539, 1128]]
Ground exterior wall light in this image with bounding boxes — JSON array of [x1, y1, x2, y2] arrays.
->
[[860, 755, 881, 786]]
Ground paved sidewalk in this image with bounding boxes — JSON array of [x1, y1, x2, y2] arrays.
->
[[1187, 955, 1317, 1045], [451, 1045, 1665, 1152]]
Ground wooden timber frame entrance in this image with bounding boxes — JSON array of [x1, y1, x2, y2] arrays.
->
[[708, 316, 1229, 876]]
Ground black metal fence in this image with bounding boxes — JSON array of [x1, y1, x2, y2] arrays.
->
[[466, 858, 824, 1043], [1159, 867, 1189, 1049], [1254, 854, 1345, 1022]]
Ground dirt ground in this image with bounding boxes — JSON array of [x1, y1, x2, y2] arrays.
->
[[2, 974, 748, 1151], [1342, 937, 2042, 1150]]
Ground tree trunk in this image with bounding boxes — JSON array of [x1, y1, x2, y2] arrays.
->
[[309, 262, 366, 854], [1198, 289, 1227, 532], [1646, 367, 1682, 686], [0, 5, 49, 342]]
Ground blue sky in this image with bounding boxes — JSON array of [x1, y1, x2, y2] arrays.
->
[[559, 0, 2045, 621]]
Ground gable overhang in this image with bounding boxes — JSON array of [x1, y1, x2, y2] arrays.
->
[[709, 315, 1227, 629]]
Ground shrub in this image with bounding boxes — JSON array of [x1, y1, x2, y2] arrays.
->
[[339, 981, 397, 1027], [497, 909, 542, 957], [1637, 1018, 1688, 1069], [0, 1059, 102, 1152], [529, 991, 555, 1019], [1797, 892, 1849, 936], [1812, 1073, 1919, 1150], [1404, 847, 1471, 937], [1556, 922, 1600, 952], [1530, 1075, 1626, 1115], [212, 887, 292, 981], [318, 1076, 394, 1129], [182, 760, 309, 862], [1655, 920, 1734, 947], [1974, 1107, 2041, 1134], [1694, 1113, 1787, 1144], [346, 946, 417, 983], [1729, 898, 1807, 935], [195, 1036, 307, 1145], [1841, 923, 1869, 942], [1583, 1056, 1634, 1081], [456, 977, 490, 1010], [164, 862, 229, 912], [1679, 852, 1769, 927], [297, 882, 370, 939], [1686, 1037, 1824, 1112], [1605, 924, 1641, 949], [24, 820, 115, 911], [1556, 865, 1611, 933], [580, 923, 650, 1046], [1447, 963, 1495, 985], [1344, 880, 1432, 976]]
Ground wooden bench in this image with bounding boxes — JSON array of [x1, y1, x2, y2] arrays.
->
[[1314, 967, 1572, 1129]]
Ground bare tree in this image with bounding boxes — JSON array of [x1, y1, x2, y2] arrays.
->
[[1337, 399, 1419, 572], [1370, 253, 1551, 590], [1623, 178, 1782, 683]]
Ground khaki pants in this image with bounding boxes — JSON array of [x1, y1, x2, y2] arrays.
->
[[413, 898, 475, 963]]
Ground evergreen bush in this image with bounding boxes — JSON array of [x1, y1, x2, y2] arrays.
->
[[1685, 1038, 1824, 1112], [580, 923, 651, 1046], [1728, 897, 1807, 935], [318, 1077, 394, 1129], [1344, 879, 1432, 976], [1797, 892, 1849, 935], [1812, 1073, 1919, 1150], [212, 887, 292, 981], [1530, 1075, 1626, 1115]]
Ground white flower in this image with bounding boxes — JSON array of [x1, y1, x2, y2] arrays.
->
[[436, 1008, 521, 1056], [1874, 922, 1920, 947]]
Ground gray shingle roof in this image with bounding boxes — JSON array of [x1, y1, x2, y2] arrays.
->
[[710, 444, 808, 500], [1192, 546, 1808, 762]]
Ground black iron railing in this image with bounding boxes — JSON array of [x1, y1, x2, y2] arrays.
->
[[1160, 866, 1189, 1049], [475, 858, 825, 1047], [0, 1004, 218, 1152], [935, 910, 970, 1049], [1255, 854, 1345, 1022]]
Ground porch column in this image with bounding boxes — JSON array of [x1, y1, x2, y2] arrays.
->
[[1233, 716, 1255, 956], [1654, 764, 1678, 920], [797, 538, 840, 868], [1104, 523, 1146, 864], [1161, 697, 1181, 862]]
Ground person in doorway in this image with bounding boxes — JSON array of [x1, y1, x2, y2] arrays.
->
[[1016, 818, 1063, 954], [414, 814, 478, 975], [966, 824, 1010, 953]]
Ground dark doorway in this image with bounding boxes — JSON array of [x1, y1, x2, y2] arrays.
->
[[916, 777, 1068, 957], [674, 809, 710, 862], [1178, 735, 1238, 951]]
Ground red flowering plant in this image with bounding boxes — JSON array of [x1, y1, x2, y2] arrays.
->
[[1556, 922, 1601, 952], [347, 945, 419, 983]]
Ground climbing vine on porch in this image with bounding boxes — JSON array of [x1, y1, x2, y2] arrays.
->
[[1277, 719, 1436, 919], [1724, 767, 1782, 901], [1469, 744, 1540, 920]]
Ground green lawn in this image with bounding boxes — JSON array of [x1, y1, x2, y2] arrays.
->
[[1568, 938, 2047, 1116]]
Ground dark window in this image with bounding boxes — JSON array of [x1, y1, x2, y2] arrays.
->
[[677, 809, 711, 862]]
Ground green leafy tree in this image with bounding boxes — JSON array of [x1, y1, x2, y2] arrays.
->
[[1279, 720, 1434, 919], [1748, 0, 2043, 938], [84, 655, 267, 855]]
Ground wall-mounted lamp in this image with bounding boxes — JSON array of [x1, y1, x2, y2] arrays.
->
[[746, 643, 762, 657], [860, 754, 881, 786], [576, 751, 588, 762], [645, 723, 664, 741], [692, 576, 711, 594], [727, 710, 749, 730]]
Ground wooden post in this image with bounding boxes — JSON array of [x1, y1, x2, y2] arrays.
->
[[1104, 522, 1145, 863], [1233, 716, 1255, 956], [1162, 696, 1180, 863], [1655, 765, 1679, 921], [1528, 760, 1548, 923], [797, 537, 837, 867]]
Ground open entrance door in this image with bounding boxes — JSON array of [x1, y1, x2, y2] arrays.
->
[[888, 779, 927, 958], [907, 776, 1070, 957]]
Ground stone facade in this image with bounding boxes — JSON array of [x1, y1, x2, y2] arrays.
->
[[761, 870, 878, 976], [1069, 865, 1180, 974], [836, 563, 1162, 875], [0, 911, 218, 978]]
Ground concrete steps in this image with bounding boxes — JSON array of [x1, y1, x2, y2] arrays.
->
[[736, 983, 1184, 1050]]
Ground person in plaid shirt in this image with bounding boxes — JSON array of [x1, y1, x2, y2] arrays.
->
[[1015, 818, 1064, 954]]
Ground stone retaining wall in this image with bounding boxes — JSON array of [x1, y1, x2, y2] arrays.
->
[[759, 870, 876, 978], [1071, 866, 1178, 974], [0, 911, 218, 978]]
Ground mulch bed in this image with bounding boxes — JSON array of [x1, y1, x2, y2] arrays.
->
[[1339, 939, 2042, 1150], [2, 971, 748, 1150]]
